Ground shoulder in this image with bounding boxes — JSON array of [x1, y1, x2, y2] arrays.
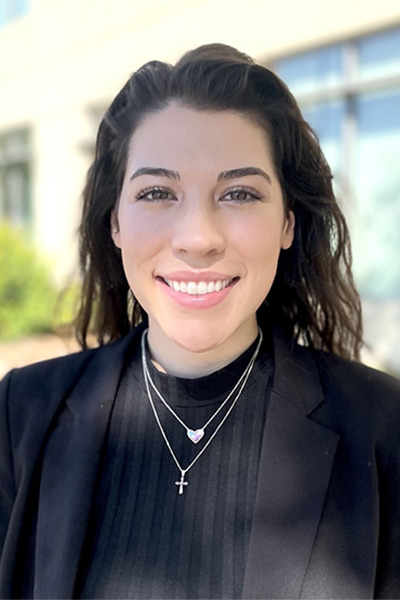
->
[[312, 349, 400, 406], [1, 341, 110, 399], [272, 326, 400, 416], [0, 328, 145, 490], [307, 347, 400, 455], [2, 325, 144, 381], [1, 346, 98, 393], [0, 327, 143, 417]]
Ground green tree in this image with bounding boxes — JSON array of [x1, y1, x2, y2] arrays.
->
[[0, 223, 57, 339]]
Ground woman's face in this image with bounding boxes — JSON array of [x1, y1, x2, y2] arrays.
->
[[113, 104, 294, 358]]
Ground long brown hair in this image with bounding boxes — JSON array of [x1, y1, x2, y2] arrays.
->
[[76, 43, 363, 360]]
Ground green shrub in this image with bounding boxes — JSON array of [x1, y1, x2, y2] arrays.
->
[[0, 223, 57, 339], [53, 280, 82, 337]]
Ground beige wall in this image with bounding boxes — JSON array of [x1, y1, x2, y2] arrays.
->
[[1, 0, 400, 279]]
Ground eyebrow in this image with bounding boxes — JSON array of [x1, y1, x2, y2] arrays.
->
[[130, 165, 272, 184], [217, 167, 272, 184], [130, 167, 180, 181]]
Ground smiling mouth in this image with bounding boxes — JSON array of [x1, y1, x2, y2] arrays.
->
[[160, 277, 239, 295]]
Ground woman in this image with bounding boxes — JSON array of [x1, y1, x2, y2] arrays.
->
[[1, 44, 399, 599]]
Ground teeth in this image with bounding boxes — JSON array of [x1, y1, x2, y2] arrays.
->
[[187, 282, 197, 295], [164, 278, 233, 295], [197, 281, 208, 295]]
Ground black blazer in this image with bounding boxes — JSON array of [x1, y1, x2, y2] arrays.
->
[[1, 326, 400, 599]]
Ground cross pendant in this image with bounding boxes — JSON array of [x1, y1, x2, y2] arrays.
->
[[175, 472, 188, 495]]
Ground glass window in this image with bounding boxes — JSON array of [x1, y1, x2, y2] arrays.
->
[[358, 28, 400, 81], [273, 28, 400, 301], [274, 45, 344, 95], [0, 129, 32, 228], [0, 0, 29, 27], [303, 100, 345, 176], [352, 89, 400, 298], [273, 27, 400, 373]]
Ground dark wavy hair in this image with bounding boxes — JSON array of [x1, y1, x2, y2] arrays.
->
[[76, 43, 363, 360]]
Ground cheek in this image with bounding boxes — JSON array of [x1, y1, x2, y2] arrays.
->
[[117, 207, 166, 257], [232, 216, 284, 264], [232, 216, 285, 305], [117, 218, 157, 304]]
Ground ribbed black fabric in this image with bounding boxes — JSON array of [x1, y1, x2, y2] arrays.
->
[[75, 334, 272, 599]]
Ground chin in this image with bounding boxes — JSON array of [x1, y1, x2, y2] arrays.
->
[[149, 309, 258, 357], [170, 329, 223, 354], [159, 316, 233, 353]]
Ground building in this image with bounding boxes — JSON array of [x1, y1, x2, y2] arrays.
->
[[0, 0, 399, 372]]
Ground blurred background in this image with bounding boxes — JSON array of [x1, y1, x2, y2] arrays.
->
[[0, 0, 399, 377]]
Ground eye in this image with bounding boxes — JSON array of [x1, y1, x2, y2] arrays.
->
[[221, 187, 263, 203], [135, 186, 176, 202]]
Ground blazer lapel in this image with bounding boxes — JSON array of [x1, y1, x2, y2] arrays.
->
[[242, 331, 340, 599], [34, 329, 141, 599]]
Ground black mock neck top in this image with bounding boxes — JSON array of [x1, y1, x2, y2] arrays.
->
[[75, 332, 273, 599]]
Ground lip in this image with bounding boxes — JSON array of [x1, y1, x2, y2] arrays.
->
[[156, 274, 239, 310], [159, 270, 236, 283]]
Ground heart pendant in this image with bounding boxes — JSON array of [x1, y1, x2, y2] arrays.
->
[[187, 428, 205, 444]]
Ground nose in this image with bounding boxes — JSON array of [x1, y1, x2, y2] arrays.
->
[[171, 200, 225, 262]]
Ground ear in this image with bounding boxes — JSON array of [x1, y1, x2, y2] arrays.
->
[[110, 210, 121, 249], [281, 210, 295, 250]]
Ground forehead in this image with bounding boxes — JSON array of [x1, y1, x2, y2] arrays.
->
[[127, 104, 275, 171]]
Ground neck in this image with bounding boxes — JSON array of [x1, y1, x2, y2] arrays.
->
[[146, 319, 259, 378]]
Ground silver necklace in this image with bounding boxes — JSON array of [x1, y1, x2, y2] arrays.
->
[[141, 328, 263, 494], [142, 328, 262, 443]]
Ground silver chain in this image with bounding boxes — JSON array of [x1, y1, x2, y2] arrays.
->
[[141, 328, 263, 494], [142, 328, 262, 442]]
